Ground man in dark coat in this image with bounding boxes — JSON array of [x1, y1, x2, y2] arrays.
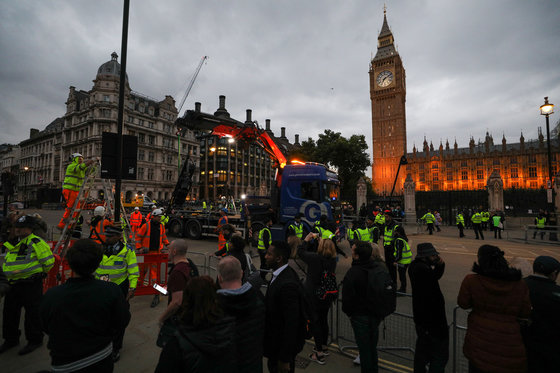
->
[[263, 240, 303, 373], [408, 243, 448, 373], [217, 256, 265, 373], [524, 255, 560, 373]]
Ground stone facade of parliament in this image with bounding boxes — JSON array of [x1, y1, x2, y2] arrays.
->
[[370, 11, 559, 195]]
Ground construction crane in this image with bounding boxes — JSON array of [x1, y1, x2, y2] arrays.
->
[[176, 56, 208, 171], [177, 56, 208, 115]]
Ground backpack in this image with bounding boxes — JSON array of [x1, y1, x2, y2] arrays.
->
[[315, 269, 338, 302], [366, 262, 396, 319], [187, 258, 199, 278]]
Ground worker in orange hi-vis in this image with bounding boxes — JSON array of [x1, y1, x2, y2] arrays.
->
[[88, 206, 113, 245], [129, 207, 143, 239], [146, 205, 157, 221], [135, 208, 169, 307], [57, 153, 96, 230], [216, 208, 229, 253]]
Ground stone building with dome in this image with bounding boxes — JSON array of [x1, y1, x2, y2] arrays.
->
[[15, 52, 200, 205]]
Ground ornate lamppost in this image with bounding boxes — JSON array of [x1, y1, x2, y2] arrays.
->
[[540, 97, 555, 226]]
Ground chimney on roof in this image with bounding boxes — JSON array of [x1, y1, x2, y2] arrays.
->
[[30, 129, 39, 138], [214, 95, 230, 118], [195, 102, 201, 112], [295, 134, 300, 145], [281, 127, 286, 139], [265, 119, 271, 131], [245, 109, 252, 124]]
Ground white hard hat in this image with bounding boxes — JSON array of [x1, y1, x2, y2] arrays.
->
[[94, 206, 106, 216], [152, 209, 163, 217], [71, 153, 83, 159], [134, 207, 139, 211], [151, 205, 157, 209]]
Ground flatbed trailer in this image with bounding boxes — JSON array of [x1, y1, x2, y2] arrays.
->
[[166, 210, 247, 240]]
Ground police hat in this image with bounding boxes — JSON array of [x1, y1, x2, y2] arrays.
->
[[14, 215, 37, 229], [104, 225, 123, 237]]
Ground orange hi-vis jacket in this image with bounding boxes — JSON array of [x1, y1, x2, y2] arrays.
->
[[90, 218, 113, 244], [130, 211, 143, 228], [217, 215, 229, 250], [135, 220, 169, 252]]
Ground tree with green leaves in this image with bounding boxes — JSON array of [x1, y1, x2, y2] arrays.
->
[[288, 130, 371, 203]]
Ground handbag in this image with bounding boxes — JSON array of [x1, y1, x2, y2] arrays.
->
[[156, 317, 178, 348]]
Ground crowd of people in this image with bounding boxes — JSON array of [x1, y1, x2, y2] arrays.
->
[[0, 206, 559, 373]]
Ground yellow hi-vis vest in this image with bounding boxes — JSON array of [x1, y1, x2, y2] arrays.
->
[[62, 158, 88, 191], [471, 213, 482, 224], [289, 222, 303, 239], [394, 237, 412, 265], [374, 214, 385, 225], [355, 228, 371, 242], [316, 226, 335, 240], [258, 227, 271, 251], [422, 213, 435, 224], [383, 224, 399, 248], [2, 233, 54, 282], [536, 217, 546, 229], [95, 243, 139, 289], [481, 212, 490, 222], [456, 214, 464, 225]]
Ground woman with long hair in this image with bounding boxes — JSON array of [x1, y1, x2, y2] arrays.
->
[[457, 245, 531, 373], [287, 235, 307, 283], [298, 233, 337, 364], [155, 276, 236, 373]]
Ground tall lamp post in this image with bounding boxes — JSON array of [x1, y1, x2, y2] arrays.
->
[[22, 166, 29, 208], [540, 97, 555, 224]]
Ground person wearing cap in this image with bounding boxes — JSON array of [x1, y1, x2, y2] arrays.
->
[[95, 224, 138, 362], [408, 243, 448, 373], [57, 153, 96, 230], [420, 210, 436, 235], [383, 211, 407, 284], [0, 215, 55, 355], [257, 216, 273, 273], [135, 208, 169, 307], [458, 245, 531, 373], [470, 210, 484, 240], [287, 213, 305, 239], [523, 256, 560, 373], [216, 208, 229, 254], [129, 207, 143, 236]]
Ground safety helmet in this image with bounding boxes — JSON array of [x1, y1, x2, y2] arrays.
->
[[94, 206, 106, 217], [152, 209, 163, 217], [71, 153, 83, 159], [151, 205, 157, 210], [134, 207, 139, 211]]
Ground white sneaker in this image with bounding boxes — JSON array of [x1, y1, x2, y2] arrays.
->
[[353, 355, 360, 365]]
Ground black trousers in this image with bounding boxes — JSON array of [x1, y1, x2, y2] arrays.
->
[[457, 223, 465, 237], [427, 223, 434, 235], [414, 325, 448, 373], [472, 223, 484, 240], [384, 246, 397, 284], [2, 279, 43, 344], [396, 264, 408, 291], [312, 300, 331, 351]]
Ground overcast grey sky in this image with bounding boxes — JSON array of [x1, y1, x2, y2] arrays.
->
[[1, 0, 559, 153]]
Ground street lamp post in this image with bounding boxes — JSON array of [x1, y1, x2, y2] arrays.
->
[[22, 166, 29, 208], [540, 97, 555, 229]]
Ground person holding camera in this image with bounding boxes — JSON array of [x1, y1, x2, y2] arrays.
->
[[408, 243, 448, 373]]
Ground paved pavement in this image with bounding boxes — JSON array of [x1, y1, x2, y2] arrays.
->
[[1, 208, 558, 372]]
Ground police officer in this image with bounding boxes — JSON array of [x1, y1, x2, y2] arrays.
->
[[1, 215, 55, 355], [287, 213, 305, 239], [366, 215, 380, 244], [533, 211, 547, 240], [258, 216, 273, 273], [471, 210, 484, 240], [383, 211, 407, 285], [421, 210, 436, 235], [95, 224, 137, 362], [314, 215, 347, 257], [481, 210, 490, 231], [456, 211, 465, 238], [393, 231, 412, 293]]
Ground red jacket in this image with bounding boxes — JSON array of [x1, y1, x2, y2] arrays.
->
[[135, 220, 169, 251], [458, 273, 531, 373], [130, 211, 143, 227]]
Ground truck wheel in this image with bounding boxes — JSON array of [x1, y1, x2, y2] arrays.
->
[[250, 222, 264, 247], [186, 220, 202, 240], [167, 219, 183, 237]]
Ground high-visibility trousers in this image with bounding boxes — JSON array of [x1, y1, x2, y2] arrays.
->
[[218, 233, 226, 251], [58, 189, 82, 227]]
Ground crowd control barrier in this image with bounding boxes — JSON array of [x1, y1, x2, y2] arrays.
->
[[135, 253, 169, 295]]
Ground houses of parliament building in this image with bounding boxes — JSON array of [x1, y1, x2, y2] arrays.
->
[[370, 10, 559, 195]]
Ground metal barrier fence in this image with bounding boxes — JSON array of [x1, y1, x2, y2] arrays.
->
[[452, 306, 469, 373]]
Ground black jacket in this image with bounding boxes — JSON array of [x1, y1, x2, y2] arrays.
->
[[218, 283, 265, 373], [297, 243, 336, 300], [408, 258, 448, 335], [263, 265, 302, 362], [155, 316, 236, 373], [342, 258, 378, 317], [523, 275, 560, 360], [40, 276, 130, 365]]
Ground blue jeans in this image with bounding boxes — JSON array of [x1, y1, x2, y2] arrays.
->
[[350, 315, 380, 373]]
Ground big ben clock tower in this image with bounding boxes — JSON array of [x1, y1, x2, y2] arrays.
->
[[370, 8, 406, 196]]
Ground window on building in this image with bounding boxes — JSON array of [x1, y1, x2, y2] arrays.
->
[[477, 170, 484, 180], [167, 155, 173, 164], [148, 135, 155, 145], [511, 168, 518, 178], [493, 159, 500, 165], [138, 150, 145, 161], [433, 172, 439, 181], [510, 157, 517, 164], [528, 155, 536, 163], [103, 95, 110, 102], [419, 173, 425, 182], [148, 121, 154, 129], [138, 133, 145, 143], [138, 167, 144, 180], [432, 163, 438, 169], [446, 162, 452, 168], [461, 161, 468, 167], [476, 160, 483, 166], [447, 171, 453, 181], [529, 166, 537, 178], [530, 181, 537, 188], [101, 109, 111, 118], [147, 168, 154, 180], [148, 152, 155, 162], [461, 170, 468, 180], [138, 119, 144, 127]]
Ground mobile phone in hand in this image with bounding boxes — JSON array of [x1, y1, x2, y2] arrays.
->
[[153, 283, 168, 295]]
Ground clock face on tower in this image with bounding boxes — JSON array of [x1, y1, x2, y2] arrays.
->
[[376, 70, 393, 88]]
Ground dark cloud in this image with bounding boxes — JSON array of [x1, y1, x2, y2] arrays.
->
[[1, 0, 559, 156]]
